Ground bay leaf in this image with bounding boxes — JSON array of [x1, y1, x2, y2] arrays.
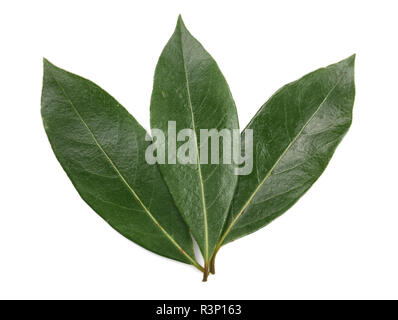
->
[[41, 59, 202, 270], [150, 16, 239, 276], [214, 55, 356, 258]]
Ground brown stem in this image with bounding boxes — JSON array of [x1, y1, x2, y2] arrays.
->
[[202, 264, 209, 282]]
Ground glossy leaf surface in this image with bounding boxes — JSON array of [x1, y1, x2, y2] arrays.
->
[[220, 55, 355, 245], [41, 60, 200, 267], [150, 17, 239, 263]]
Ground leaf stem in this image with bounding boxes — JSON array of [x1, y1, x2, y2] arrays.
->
[[209, 244, 221, 274], [210, 254, 216, 274], [202, 263, 209, 282]]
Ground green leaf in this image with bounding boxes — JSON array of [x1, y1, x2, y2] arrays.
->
[[150, 16, 239, 266], [41, 59, 202, 269], [218, 55, 355, 247]]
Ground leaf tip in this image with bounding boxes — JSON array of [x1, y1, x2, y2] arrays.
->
[[348, 53, 356, 64], [343, 54, 356, 74], [43, 58, 55, 71], [344, 54, 356, 67], [176, 14, 187, 32], [334, 54, 356, 73]]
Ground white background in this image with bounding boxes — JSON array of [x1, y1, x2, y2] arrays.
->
[[1, 0, 397, 299]]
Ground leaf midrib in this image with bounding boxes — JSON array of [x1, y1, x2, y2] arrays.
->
[[179, 29, 209, 263], [218, 74, 344, 246], [47, 68, 199, 267]]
